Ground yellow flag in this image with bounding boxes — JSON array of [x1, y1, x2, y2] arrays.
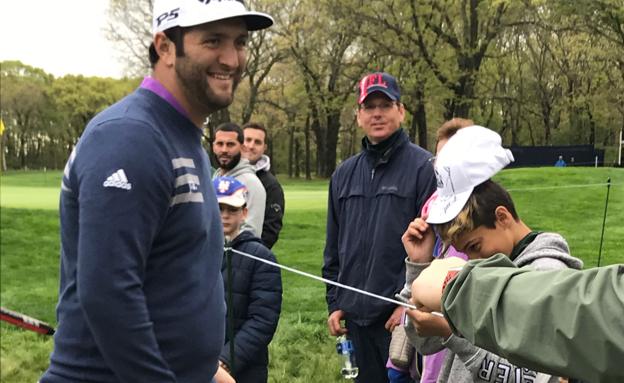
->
[[0, 118, 5, 136]]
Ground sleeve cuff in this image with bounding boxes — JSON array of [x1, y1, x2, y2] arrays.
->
[[397, 258, 432, 302]]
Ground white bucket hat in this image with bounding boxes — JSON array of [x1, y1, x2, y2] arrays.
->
[[426, 125, 514, 224], [152, 0, 274, 34]]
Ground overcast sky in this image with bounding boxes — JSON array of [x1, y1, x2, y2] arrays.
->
[[0, 0, 127, 78]]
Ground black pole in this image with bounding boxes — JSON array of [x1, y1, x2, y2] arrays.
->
[[225, 245, 235, 373], [597, 178, 611, 267]]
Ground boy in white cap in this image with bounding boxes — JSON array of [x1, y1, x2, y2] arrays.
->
[[41, 1, 274, 382], [213, 176, 282, 383], [402, 126, 583, 383], [391, 118, 474, 383]]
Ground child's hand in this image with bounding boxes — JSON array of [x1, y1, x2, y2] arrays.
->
[[401, 217, 435, 263], [384, 306, 404, 333], [406, 309, 452, 339]]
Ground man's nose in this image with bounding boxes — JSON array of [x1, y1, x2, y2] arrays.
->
[[218, 43, 240, 69]]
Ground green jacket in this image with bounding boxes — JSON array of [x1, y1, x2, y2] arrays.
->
[[442, 254, 624, 383]]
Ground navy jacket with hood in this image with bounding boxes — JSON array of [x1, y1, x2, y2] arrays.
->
[[221, 230, 282, 383], [322, 129, 436, 326]]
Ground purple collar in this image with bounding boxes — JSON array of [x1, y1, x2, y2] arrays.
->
[[140, 77, 189, 118]]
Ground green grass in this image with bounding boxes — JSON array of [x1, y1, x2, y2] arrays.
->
[[497, 168, 624, 267], [1, 167, 623, 382], [0, 208, 59, 380], [0, 170, 62, 210]]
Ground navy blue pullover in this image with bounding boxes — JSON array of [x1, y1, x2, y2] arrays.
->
[[41, 88, 225, 382], [322, 129, 436, 326]]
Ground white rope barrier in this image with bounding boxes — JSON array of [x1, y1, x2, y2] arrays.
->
[[507, 182, 621, 192], [223, 180, 618, 318], [226, 247, 420, 311]]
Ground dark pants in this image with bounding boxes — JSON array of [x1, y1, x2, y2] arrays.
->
[[346, 319, 392, 383]]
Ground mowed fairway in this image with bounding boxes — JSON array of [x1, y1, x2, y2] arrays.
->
[[1, 168, 623, 382]]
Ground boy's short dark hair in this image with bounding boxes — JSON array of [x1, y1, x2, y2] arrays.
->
[[148, 27, 186, 68], [242, 122, 267, 140], [215, 122, 244, 144], [435, 180, 519, 245]]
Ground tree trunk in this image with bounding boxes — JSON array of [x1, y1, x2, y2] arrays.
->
[[267, 132, 276, 175], [37, 136, 45, 169], [349, 117, 358, 159], [0, 134, 6, 172], [288, 126, 294, 178], [413, 85, 428, 149], [454, 75, 474, 118], [324, 112, 341, 178], [304, 113, 311, 180], [241, 86, 257, 124], [312, 117, 324, 177], [527, 121, 536, 146], [19, 134, 27, 170], [587, 106, 595, 146], [510, 114, 518, 146], [294, 137, 300, 178]]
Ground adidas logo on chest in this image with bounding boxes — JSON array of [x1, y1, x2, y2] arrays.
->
[[103, 169, 132, 190]]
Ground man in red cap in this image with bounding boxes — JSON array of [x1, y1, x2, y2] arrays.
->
[[323, 72, 437, 382]]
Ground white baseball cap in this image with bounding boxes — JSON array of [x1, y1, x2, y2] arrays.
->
[[153, 0, 274, 34], [426, 125, 514, 224]]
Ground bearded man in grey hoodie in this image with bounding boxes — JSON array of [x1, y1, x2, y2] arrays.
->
[[213, 122, 266, 238]]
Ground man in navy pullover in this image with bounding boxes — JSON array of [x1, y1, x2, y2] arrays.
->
[[323, 72, 436, 382], [40, 1, 273, 382]]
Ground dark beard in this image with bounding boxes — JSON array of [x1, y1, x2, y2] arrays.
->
[[175, 57, 241, 113], [219, 151, 241, 172]]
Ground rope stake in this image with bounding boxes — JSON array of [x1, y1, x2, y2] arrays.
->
[[597, 178, 611, 267]]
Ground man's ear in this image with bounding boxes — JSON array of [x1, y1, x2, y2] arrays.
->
[[355, 108, 363, 126], [494, 206, 513, 227], [397, 102, 406, 123], [241, 206, 249, 220], [153, 32, 176, 67]]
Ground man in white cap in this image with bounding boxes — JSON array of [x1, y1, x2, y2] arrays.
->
[[40, 1, 273, 382]]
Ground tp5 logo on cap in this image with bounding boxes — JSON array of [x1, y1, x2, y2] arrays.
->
[[152, 0, 274, 34], [155, 7, 180, 29], [358, 72, 401, 104]]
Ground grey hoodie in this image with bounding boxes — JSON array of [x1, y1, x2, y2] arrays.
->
[[213, 158, 266, 238], [405, 232, 583, 383], [253, 154, 271, 173]]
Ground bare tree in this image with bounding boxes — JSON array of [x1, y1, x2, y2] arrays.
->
[[105, 0, 153, 77]]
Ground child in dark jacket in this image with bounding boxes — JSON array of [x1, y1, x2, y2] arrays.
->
[[213, 176, 282, 383]]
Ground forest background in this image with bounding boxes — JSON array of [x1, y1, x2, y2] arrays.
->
[[1, 0, 623, 176]]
